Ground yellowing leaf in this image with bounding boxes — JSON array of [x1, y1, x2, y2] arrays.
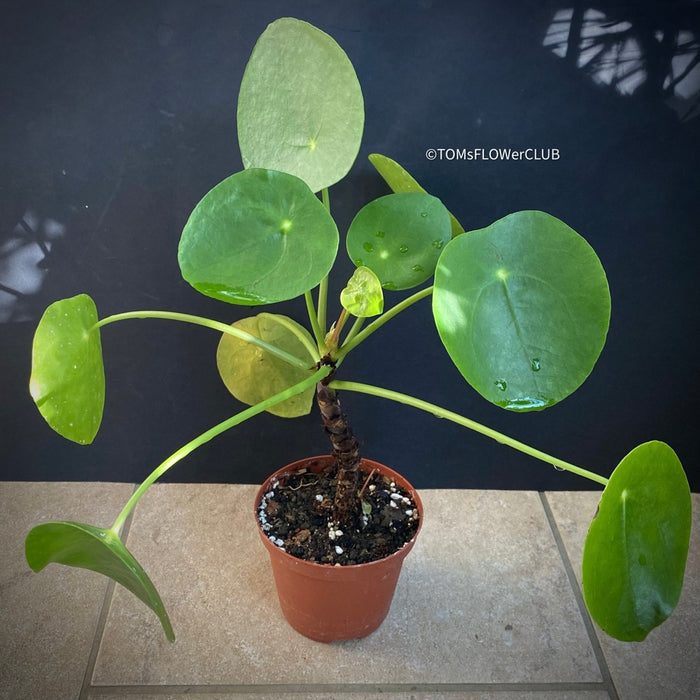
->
[[217, 314, 318, 418]]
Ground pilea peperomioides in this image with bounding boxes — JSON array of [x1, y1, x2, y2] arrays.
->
[[25, 17, 691, 644]]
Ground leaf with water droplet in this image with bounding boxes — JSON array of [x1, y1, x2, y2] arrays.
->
[[368, 153, 464, 236], [582, 441, 691, 641], [433, 210, 610, 410], [346, 192, 451, 290], [29, 294, 105, 444]]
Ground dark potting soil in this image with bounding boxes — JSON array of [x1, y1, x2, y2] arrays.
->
[[257, 461, 420, 566]]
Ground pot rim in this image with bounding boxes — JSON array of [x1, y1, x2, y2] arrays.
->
[[254, 454, 423, 571]]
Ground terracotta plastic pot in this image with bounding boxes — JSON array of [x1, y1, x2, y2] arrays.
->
[[254, 455, 423, 642]]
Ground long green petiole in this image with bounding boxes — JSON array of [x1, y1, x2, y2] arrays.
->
[[330, 380, 609, 486], [305, 290, 326, 350], [95, 310, 310, 370], [111, 365, 333, 534], [335, 285, 434, 360]]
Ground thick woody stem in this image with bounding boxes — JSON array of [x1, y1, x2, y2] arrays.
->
[[316, 380, 361, 524]]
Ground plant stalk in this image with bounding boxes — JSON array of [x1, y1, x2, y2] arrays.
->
[[316, 380, 361, 524], [335, 285, 433, 360], [110, 365, 332, 535], [95, 310, 312, 369], [330, 380, 609, 486]]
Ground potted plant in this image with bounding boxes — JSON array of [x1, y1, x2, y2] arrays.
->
[[24, 17, 691, 645]]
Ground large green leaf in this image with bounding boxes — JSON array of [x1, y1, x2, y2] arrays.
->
[[433, 210, 610, 410], [178, 169, 339, 305], [26, 521, 174, 641], [346, 192, 452, 291], [29, 294, 105, 444], [582, 441, 691, 641], [237, 17, 364, 193], [369, 153, 464, 236], [217, 313, 318, 418]]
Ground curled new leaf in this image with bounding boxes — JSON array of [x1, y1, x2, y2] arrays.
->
[[29, 294, 105, 444], [340, 267, 384, 318], [26, 521, 174, 641], [582, 441, 691, 641]]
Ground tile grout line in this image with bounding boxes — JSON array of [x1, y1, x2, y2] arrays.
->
[[79, 483, 140, 700], [85, 681, 612, 695], [538, 491, 620, 700]]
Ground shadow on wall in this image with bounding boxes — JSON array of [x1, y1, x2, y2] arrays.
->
[[0, 211, 66, 322], [543, 1, 700, 121]]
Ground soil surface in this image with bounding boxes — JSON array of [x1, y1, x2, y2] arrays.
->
[[257, 460, 420, 565]]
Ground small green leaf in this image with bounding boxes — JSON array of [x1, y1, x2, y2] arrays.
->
[[217, 314, 318, 418], [346, 192, 452, 291], [582, 441, 691, 641], [179, 169, 339, 305], [238, 17, 364, 193], [369, 153, 464, 236], [29, 294, 105, 444], [340, 266, 384, 317], [26, 521, 174, 641], [433, 211, 610, 410]]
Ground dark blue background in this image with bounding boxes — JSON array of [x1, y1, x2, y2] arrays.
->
[[1, 0, 698, 491]]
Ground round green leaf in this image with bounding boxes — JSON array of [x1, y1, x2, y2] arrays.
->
[[26, 521, 174, 641], [582, 441, 691, 641], [340, 266, 384, 317], [346, 192, 452, 291], [217, 313, 318, 418], [237, 17, 364, 193], [433, 210, 610, 410], [178, 169, 339, 305], [369, 153, 465, 236], [29, 294, 105, 444]]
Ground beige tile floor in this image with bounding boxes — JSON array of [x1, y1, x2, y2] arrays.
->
[[1, 483, 697, 700]]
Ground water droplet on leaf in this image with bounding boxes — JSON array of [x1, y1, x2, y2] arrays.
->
[[412, 264, 423, 272], [494, 379, 507, 391], [420, 211, 428, 217], [531, 358, 541, 372], [399, 245, 408, 254], [363, 242, 374, 252], [376, 230, 385, 238], [432, 240, 444, 249]]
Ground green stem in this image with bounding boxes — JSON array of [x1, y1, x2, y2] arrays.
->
[[316, 187, 331, 335], [317, 278, 329, 339], [335, 285, 434, 360], [111, 365, 332, 535], [340, 315, 366, 350], [305, 290, 325, 350], [268, 312, 319, 362], [95, 311, 311, 369], [330, 380, 609, 486]]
